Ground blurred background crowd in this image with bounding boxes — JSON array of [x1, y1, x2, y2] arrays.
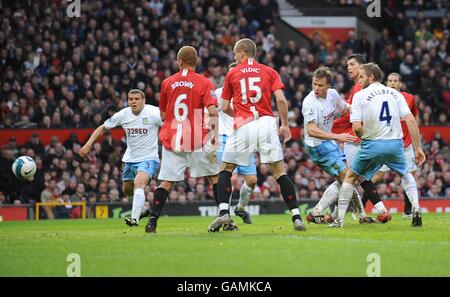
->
[[0, 0, 449, 210]]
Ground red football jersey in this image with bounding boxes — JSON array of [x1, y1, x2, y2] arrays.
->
[[331, 82, 362, 142], [221, 58, 284, 129], [159, 68, 217, 151], [400, 91, 418, 148]]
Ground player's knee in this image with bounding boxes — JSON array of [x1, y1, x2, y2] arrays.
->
[[159, 180, 174, 192], [245, 175, 257, 188]]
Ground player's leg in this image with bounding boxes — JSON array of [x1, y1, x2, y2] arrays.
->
[[208, 161, 238, 231], [209, 123, 253, 231], [146, 180, 174, 233], [330, 142, 383, 227], [402, 145, 416, 219], [146, 149, 188, 233], [305, 141, 345, 224], [234, 154, 257, 224], [269, 160, 305, 231], [385, 142, 421, 227], [128, 160, 159, 225], [257, 116, 304, 230], [122, 162, 139, 226], [344, 142, 379, 221]]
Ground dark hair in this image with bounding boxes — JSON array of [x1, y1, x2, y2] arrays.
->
[[313, 66, 333, 84], [347, 53, 367, 64], [361, 63, 383, 82]]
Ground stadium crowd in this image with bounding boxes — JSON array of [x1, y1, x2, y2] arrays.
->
[[0, 0, 449, 210]]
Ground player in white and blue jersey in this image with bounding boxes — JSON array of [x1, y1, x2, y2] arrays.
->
[[215, 62, 257, 226], [330, 63, 426, 228], [79, 89, 162, 226], [302, 67, 375, 224]]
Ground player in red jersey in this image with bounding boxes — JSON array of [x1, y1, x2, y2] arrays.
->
[[145, 46, 222, 233], [208, 38, 306, 232], [331, 54, 386, 222], [367, 72, 419, 219]]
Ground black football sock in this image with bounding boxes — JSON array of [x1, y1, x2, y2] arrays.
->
[[150, 187, 169, 219], [218, 171, 232, 216], [277, 175, 301, 222], [212, 183, 219, 206], [403, 190, 412, 214], [360, 180, 381, 206], [361, 192, 369, 208]]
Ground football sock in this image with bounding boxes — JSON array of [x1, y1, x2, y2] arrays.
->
[[403, 190, 412, 213], [374, 201, 387, 213], [360, 180, 381, 206], [337, 182, 354, 221], [277, 175, 301, 221], [150, 187, 169, 219], [314, 181, 340, 215], [131, 188, 145, 221], [350, 190, 367, 217], [401, 173, 420, 211], [237, 181, 254, 209], [212, 183, 219, 206], [218, 171, 232, 215], [361, 192, 369, 207]]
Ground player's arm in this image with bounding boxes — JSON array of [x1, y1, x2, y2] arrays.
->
[[79, 124, 106, 158], [403, 113, 426, 166], [221, 99, 234, 117], [352, 121, 364, 138], [274, 89, 292, 143], [307, 121, 357, 142]]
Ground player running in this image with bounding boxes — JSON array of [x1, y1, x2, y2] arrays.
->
[[362, 73, 418, 219], [215, 62, 257, 225], [79, 89, 161, 227], [209, 38, 306, 232], [330, 63, 425, 228], [332, 54, 390, 222], [145, 46, 221, 233], [302, 67, 373, 224]]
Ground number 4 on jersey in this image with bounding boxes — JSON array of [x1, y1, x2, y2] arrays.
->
[[379, 101, 392, 126]]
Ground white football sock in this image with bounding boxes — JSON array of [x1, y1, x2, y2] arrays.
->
[[351, 190, 366, 217], [374, 201, 387, 214], [291, 208, 300, 217], [219, 203, 229, 212], [237, 182, 254, 209], [131, 188, 145, 220], [314, 181, 341, 215], [401, 173, 420, 211], [338, 182, 354, 221]]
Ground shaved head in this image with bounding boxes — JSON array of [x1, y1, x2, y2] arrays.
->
[[234, 38, 257, 57], [177, 46, 198, 67]]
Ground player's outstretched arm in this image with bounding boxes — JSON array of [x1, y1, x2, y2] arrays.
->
[[307, 122, 358, 143], [404, 113, 426, 166], [79, 124, 106, 158], [274, 89, 291, 143]]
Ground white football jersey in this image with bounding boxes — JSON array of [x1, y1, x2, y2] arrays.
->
[[302, 88, 347, 147], [215, 87, 234, 136], [350, 82, 411, 141], [104, 104, 162, 162]]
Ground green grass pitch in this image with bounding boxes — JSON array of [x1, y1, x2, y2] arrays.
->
[[1, 214, 449, 276]]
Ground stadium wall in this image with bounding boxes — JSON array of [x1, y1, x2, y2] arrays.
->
[[1, 126, 448, 147], [1, 199, 449, 221]]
